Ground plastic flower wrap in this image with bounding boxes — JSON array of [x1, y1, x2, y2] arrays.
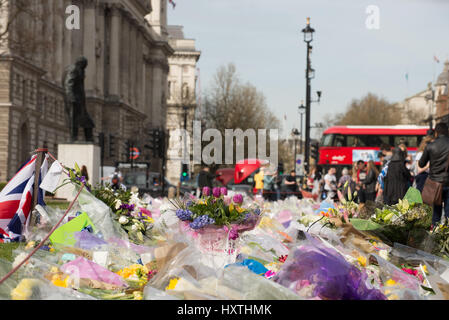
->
[[171, 190, 262, 240], [272, 234, 387, 300]]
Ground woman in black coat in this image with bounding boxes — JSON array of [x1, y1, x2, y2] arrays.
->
[[384, 148, 412, 206]]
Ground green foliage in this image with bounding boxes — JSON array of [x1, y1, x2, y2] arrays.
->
[[0, 182, 6, 192]]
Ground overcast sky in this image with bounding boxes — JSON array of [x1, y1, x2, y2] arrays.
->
[[167, 0, 449, 139]]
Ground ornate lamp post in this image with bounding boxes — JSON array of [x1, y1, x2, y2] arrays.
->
[[301, 17, 317, 174]]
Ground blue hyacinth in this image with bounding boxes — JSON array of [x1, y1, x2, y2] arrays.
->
[[189, 215, 215, 229], [254, 208, 261, 215], [176, 209, 193, 221]]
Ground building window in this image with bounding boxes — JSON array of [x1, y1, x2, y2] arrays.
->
[[182, 83, 189, 100], [168, 81, 172, 99]]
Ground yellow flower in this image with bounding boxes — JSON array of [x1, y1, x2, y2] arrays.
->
[[133, 291, 143, 300], [229, 203, 235, 212], [11, 279, 41, 300], [49, 248, 55, 253], [357, 256, 367, 267], [422, 265, 428, 274], [145, 217, 155, 224], [50, 266, 59, 273], [236, 206, 245, 214], [166, 278, 179, 290], [385, 279, 396, 287], [25, 241, 35, 250], [51, 274, 69, 288]]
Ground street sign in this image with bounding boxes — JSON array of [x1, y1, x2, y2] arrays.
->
[[296, 154, 304, 176], [130, 147, 140, 160]]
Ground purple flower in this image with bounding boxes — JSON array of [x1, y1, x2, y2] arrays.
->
[[220, 187, 228, 196], [189, 215, 215, 230], [233, 194, 243, 204], [202, 187, 210, 197], [76, 176, 87, 184], [212, 187, 221, 198], [176, 209, 192, 221]]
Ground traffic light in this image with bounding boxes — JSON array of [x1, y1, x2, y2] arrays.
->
[[278, 162, 284, 176], [311, 142, 319, 163], [124, 140, 131, 160], [109, 134, 116, 158], [181, 163, 189, 181]]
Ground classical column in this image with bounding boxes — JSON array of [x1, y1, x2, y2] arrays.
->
[[96, 4, 105, 97], [53, 0, 64, 81], [108, 5, 121, 100], [144, 57, 153, 117], [120, 15, 130, 103], [129, 20, 137, 107], [136, 30, 144, 112], [83, 0, 97, 95], [63, 0, 72, 69], [151, 61, 162, 127]]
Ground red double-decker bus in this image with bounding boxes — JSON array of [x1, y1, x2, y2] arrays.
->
[[318, 125, 429, 169]]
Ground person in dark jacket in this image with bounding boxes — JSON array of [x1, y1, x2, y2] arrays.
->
[[418, 122, 449, 227], [198, 166, 214, 195], [384, 148, 411, 206], [362, 160, 379, 202]]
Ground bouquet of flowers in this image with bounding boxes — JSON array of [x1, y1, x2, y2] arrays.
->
[[370, 199, 432, 246], [92, 186, 155, 245], [171, 187, 262, 268]]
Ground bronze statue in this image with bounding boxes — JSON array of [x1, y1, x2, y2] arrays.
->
[[62, 57, 95, 142]]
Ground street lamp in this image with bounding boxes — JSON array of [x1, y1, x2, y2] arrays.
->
[[292, 128, 300, 170], [301, 17, 315, 174], [298, 102, 306, 154]]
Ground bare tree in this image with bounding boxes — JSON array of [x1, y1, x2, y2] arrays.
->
[[202, 63, 280, 169], [334, 93, 401, 126]]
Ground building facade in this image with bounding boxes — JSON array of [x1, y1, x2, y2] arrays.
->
[[0, 0, 173, 182], [435, 60, 449, 123], [165, 25, 200, 184]]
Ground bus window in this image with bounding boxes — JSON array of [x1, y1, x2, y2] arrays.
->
[[322, 134, 334, 147], [347, 135, 364, 147], [394, 136, 419, 148], [334, 134, 345, 147]]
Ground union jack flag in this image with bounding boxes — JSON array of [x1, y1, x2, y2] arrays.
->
[[169, 0, 176, 9], [0, 155, 48, 243]]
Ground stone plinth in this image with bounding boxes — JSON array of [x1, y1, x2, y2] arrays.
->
[[55, 143, 100, 201]]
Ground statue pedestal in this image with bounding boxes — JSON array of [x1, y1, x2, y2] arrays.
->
[[55, 143, 101, 201]]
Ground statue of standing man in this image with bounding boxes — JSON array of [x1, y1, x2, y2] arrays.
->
[[62, 56, 95, 142]]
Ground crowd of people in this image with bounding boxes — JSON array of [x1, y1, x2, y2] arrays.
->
[[305, 122, 449, 229]]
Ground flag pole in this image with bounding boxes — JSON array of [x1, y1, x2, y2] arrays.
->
[[30, 148, 48, 223]]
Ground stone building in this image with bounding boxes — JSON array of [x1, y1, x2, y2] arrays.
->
[[435, 60, 449, 124], [165, 25, 200, 184], [0, 0, 173, 182]]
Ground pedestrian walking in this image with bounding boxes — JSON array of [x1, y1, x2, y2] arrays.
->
[[338, 167, 355, 201], [263, 170, 275, 201], [254, 168, 265, 196], [413, 135, 433, 192], [356, 160, 367, 203], [418, 123, 449, 228], [362, 160, 379, 202], [284, 170, 300, 198], [323, 167, 337, 201], [384, 147, 411, 206]]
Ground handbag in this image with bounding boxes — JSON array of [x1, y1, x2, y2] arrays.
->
[[421, 154, 449, 206]]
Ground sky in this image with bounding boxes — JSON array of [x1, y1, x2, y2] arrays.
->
[[167, 0, 449, 139]]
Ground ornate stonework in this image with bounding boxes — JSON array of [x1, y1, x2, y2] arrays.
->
[[0, 0, 174, 181], [165, 26, 201, 184]]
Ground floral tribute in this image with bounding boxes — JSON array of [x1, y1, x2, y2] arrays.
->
[[171, 187, 262, 240]]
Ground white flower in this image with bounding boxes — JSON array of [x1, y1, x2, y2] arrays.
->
[[115, 199, 122, 210], [131, 224, 138, 231], [119, 216, 129, 225], [379, 250, 389, 261]]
